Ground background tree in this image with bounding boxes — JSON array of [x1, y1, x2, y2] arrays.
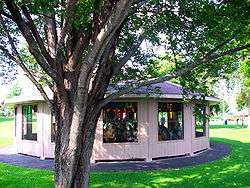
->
[[7, 82, 22, 98], [0, 0, 249, 187], [236, 58, 250, 127], [237, 58, 250, 110], [0, 82, 22, 117], [211, 100, 229, 115]]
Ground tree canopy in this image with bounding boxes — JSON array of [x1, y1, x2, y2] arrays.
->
[[0, 0, 249, 95]]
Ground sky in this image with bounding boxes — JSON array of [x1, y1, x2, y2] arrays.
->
[[214, 79, 242, 114], [0, 84, 9, 102], [0, 68, 40, 102]]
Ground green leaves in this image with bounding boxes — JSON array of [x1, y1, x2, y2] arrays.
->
[[236, 89, 249, 110], [7, 82, 22, 98], [236, 58, 250, 110], [240, 58, 250, 89], [73, 0, 94, 30], [0, 0, 249, 95], [15, 0, 59, 13]]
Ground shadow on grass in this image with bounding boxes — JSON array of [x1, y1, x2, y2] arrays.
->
[[0, 135, 249, 187], [90, 138, 250, 188]]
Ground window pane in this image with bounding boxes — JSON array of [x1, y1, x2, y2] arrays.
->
[[14, 107, 17, 137], [195, 105, 206, 137], [22, 105, 37, 141], [103, 102, 138, 143], [158, 102, 184, 141]]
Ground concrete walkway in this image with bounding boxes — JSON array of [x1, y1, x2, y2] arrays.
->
[[0, 142, 231, 172]]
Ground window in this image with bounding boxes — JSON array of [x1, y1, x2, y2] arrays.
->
[[195, 105, 206, 137], [22, 105, 37, 141], [158, 102, 184, 141], [14, 107, 17, 137], [51, 114, 56, 142], [103, 102, 138, 143]]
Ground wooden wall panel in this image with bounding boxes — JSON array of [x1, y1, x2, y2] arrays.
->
[[16, 100, 210, 161]]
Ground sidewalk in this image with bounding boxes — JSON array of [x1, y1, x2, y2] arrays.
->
[[0, 142, 231, 172]]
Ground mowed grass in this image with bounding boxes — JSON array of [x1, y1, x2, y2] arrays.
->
[[0, 163, 54, 188], [0, 117, 14, 148], [0, 118, 249, 187], [210, 124, 248, 129], [90, 128, 250, 188]]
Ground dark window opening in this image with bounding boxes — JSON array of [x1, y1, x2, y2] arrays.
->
[[195, 105, 206, 137], [14, 107, 17, 137], [103, 102, 138, 143], [158, 102, 184, 141], [22, 105, 37, 141]]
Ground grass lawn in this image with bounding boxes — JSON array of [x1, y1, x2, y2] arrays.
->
[[0, 119, 249, 187], [0, 117, 14, 148], [210, 124, 248, 129]]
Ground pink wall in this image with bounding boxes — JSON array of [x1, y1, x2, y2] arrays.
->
[[14, 99, 210, 161]]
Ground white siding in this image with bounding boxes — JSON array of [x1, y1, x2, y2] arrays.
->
[[148, 101, 190, 159], [93, 101, 149, 160], [16, 104, 43, 157]]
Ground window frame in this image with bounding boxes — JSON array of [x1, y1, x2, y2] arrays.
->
[[194, 104, 207, 138], [102, 101, 139, 144], [21, 104, 38, 141], [157, 101, 184, 142]]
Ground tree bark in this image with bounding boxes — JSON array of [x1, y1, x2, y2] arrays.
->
[[54, 98, 102, 188]]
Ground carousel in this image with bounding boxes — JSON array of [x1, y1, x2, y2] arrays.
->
[[8, 81, 218, 162]]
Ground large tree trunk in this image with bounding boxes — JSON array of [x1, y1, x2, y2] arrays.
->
[[52, 41, 113, 187], [54, 100, 101, 188]]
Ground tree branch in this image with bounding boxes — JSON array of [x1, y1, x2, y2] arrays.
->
[[74, 0, 134, 111], [29, 69, 54, 92], [77, 0, 134, 82], [3, 0, 61, 85], [211, 44, 250, 59], [102, 43, 250, 105], [0, 9, 13, 20], [101, 0, 119, 26], [44, 12, 58, 59], [112, 32, 145, 75], [57, 0, 79, 51], [88, 35, 117, 101], [203, 25, 244, 60], [21, 6, 55, 65], [0, 14, 53, 108], [85, 0, 134, 67], [66, 30, 91, 72], [0, 45, 16, 62], [92, 0, 101, 40]]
